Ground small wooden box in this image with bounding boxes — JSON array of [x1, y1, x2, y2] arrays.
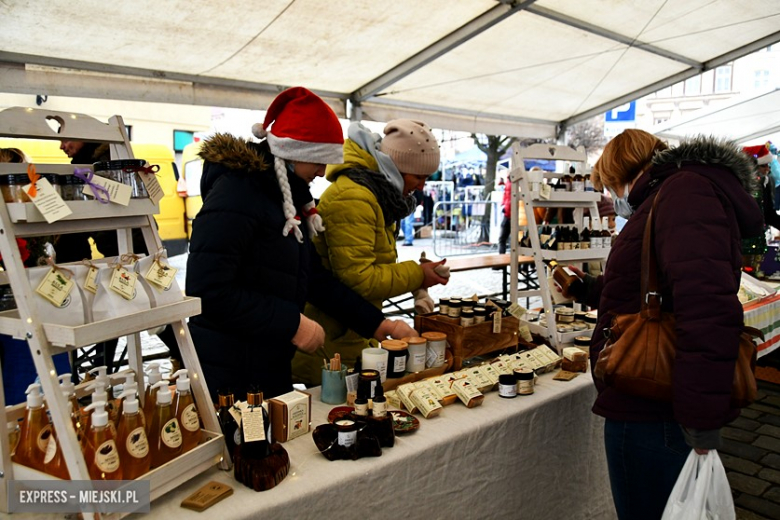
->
[[268, 390, 311, 443], [414, 313, 520, 370]]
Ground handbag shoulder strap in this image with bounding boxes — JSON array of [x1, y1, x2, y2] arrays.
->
[[641, 190, 663, 319]]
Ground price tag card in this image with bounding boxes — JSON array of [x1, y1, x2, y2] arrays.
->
[[109, 267, 138, 300], [518, 324, 534, 343], [241, 406, 266, 442], [492, 309, 502, 333], [138, 169, 165, 205], [83, 266, 99, 294], [83, 176, 132, 206], [229, 402, 243, 426], [35, 268, 74, 307], [24, 178, 72, 223], [145, 260, 178, 290], [539, 183, 552, 200]]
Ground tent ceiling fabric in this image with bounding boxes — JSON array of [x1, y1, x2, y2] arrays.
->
[[1, 0, 779, 138], [652, 88, 780, 144]]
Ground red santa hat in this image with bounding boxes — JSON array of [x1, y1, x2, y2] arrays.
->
[[743, 143, 774, 165], [251, 87, 344, 242], [252, 87, 344, 165]]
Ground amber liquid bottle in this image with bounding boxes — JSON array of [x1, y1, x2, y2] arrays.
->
[[116, 390, 151, 479], [217, 390, 239, 459], [148, 381, 183, 468], [144, 362, 163, 427], [239, 389, 270, 459], [83, 401, 123, 480], [172, 369, 200, 453], [12, 383, 49, 472], [369, 384, 395, 448]]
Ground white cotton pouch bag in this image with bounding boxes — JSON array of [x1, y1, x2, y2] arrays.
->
[[134, 255, 184, 308], [27, 266, 87, 326], [92, 264, 151, 322]]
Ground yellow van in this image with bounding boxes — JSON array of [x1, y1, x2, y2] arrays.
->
[[0, 138, 187, 255], [180, 141, 204, 239]]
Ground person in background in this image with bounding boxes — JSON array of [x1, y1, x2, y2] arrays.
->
[[498, 166, 544, 254], [567, 129, 763, 520], [186, 87, 416, 400], [401, 189, 424, 246], [743, 143, 780, 232], [293, 119, 448, 386]]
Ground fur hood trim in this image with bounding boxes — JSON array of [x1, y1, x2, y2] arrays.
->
[[653, 135, 757, 194], [198, 133, 269, 172]]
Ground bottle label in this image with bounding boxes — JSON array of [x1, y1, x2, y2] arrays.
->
[[37, 424, 53, 454], [373, 400, 387, 417], [241, 407, 266, 442], [95, 439, 120, 473], [161, 418, 183, 448], [499, 382, 517, 398], [233, 429, 242, 446], [518, 379, 535, 395], [126, 426, 150, 458], [181, 403, 200, 432], [392, 356, 406, 373], [43, 434, 58, 464], [337, 430, 356, 447]]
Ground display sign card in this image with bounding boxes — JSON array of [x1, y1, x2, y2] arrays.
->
[[24, 178, 72, 223], [138, 170, 165, 205], [83, 176, 132, 206], [145, 260, 178, 291], [109, 267, 138, 300]]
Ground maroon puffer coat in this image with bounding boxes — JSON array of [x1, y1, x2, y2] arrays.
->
[[586, 136, 764, 430]]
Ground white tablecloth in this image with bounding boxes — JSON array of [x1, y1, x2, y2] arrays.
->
[[136, 373, 616, 520]]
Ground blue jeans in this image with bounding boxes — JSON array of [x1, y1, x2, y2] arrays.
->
[[402, 213, 415, 245], [604, 419, 690, 520]]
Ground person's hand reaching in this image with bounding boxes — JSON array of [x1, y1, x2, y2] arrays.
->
[[421, 259, 449, 289], [291, 314, 325, 354], [374, 319, 418, 341]]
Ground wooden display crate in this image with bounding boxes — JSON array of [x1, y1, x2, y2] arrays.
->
[[414, 312, 520, 370]]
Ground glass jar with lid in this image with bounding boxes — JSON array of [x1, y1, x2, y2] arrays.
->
[[0, 173, 31, 203], [93, 159, 149, 198]]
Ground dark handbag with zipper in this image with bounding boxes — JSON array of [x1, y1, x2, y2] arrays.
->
[[593, 191, 762, 407]]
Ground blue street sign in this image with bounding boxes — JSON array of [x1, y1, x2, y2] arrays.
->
[[605, 101, 636, 122]]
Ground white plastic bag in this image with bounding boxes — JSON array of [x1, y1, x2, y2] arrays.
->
[[661, 450, 735, 520]]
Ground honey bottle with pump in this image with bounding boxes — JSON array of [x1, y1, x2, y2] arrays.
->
[[83, 381, 116, 439], [83, 400, 123, 480], [12, 383, 49, 471], [116, 390, 151, 479], [57, 374, 84, 443], [116, 381, 139, 428], [43, 401, 74, 480], [144, 362, 163, 427], [171, 369, 200, 453], [88, 366, 118, 426], [115, 372, 137, 422], [148, 380, 183, 468]]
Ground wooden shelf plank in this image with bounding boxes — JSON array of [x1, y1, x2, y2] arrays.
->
[[8, 199, 158, 223]]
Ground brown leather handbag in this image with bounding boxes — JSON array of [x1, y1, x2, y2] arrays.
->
[[593, 192, 762, 407]]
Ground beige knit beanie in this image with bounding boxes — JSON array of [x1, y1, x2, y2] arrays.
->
[[380, 119, 440, 176]]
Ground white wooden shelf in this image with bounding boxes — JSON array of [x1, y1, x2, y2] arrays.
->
[[0, 297, 201, 349], [8, 198, 159, 223], [522, 191, 601, 203], [518, 247, 611, 262]]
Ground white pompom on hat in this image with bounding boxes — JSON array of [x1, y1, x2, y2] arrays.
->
[[252, 87, 344, 242]]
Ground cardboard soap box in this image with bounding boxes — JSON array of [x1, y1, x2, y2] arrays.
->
[[268, 390, 311, 442]]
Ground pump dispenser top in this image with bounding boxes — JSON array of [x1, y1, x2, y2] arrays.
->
[[152, 381, 172, 404], [26, 383, 43, 409]]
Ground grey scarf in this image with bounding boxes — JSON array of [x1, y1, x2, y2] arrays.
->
[[344, 167, 416, 223]]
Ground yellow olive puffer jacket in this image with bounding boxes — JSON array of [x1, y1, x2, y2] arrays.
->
[[292, 141, 424, 386]]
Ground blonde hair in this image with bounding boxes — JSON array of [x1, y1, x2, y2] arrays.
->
[[0, 147, 27, 163], [592, 129, 666, 191]]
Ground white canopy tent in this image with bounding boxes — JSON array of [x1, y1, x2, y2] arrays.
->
[[652, 88, 780, 143], [1, 0, 779, 138]]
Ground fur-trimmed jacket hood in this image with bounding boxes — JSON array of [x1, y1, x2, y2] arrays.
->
[[198, 133, 271, 200]]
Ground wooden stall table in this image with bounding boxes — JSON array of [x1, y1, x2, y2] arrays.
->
[[131, 373, 616, 520], [383, 254, 537, 318]]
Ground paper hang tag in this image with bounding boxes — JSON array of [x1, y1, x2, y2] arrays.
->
[[138, 170, 165, 205], [518, 324, 533, 343], [35, 268, 74, 307], [539, 183, 552, 200], [507, 302, 527, 320], [109, 266, 138, 300], [84, 266, 99, 295], [493, 309, 502, 333], [145, 260, 178, 291], [24, 178, 73, 224], [228, 403, 242, 427], [83, 176, 132, 206], [241, 406, 266, 442]]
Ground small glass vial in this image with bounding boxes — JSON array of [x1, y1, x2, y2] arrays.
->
[[1, 174, 31, 203], [93, 159, 149, 198], [439, 298, 450, 316], [473, 306, 487, 324], [41, 174, 61, 196], [498, 374, 517, 398], [460, 309, 475, 326], [59, 174, 87, 201], [461, 300, 474, 314], [447, 298, 462, 318]]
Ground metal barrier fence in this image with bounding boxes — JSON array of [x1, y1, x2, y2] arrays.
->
[[432, 200, 500, 257]]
